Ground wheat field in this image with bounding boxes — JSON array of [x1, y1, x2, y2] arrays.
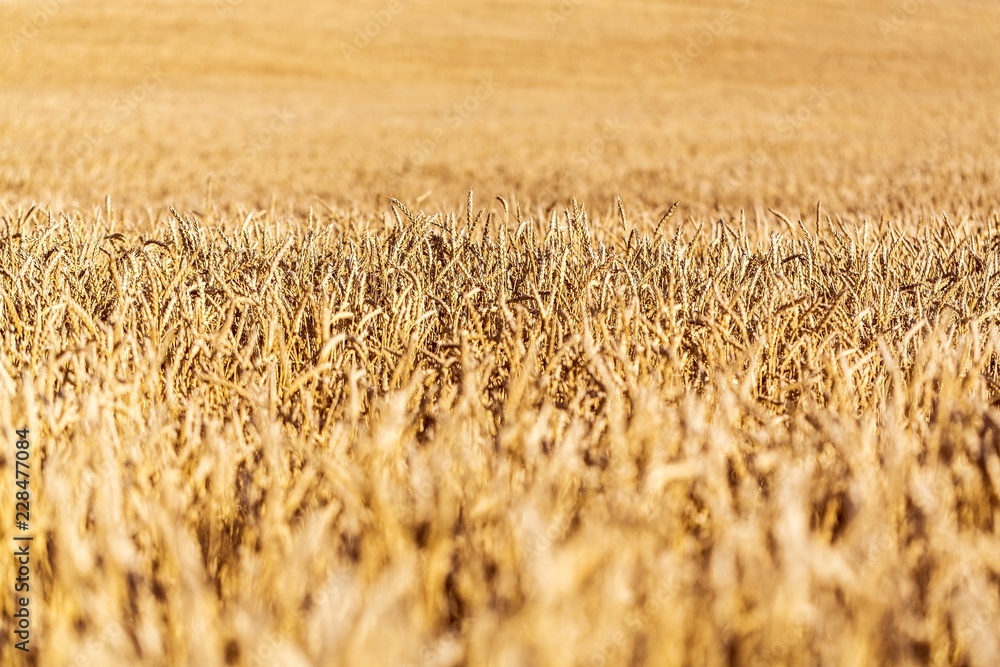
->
[[2, 0, 1000, 666]]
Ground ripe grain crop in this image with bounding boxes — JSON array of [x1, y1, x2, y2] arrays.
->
[[2, 198, 999, 666], [3, 0, 1000, 664]]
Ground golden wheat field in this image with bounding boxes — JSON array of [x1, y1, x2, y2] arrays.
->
[[2, 0, 1000, 665]]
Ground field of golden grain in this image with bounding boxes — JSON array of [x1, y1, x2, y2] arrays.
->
[[1, 0, 999, 665]]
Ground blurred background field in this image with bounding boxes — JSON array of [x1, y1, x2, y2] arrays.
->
[[1, 0, 999, 219]]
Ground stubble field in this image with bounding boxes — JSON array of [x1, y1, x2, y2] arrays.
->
[[1, 1, 999, 665]]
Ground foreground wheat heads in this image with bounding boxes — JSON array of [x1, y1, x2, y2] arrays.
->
[[1, 199, 999, 666]]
